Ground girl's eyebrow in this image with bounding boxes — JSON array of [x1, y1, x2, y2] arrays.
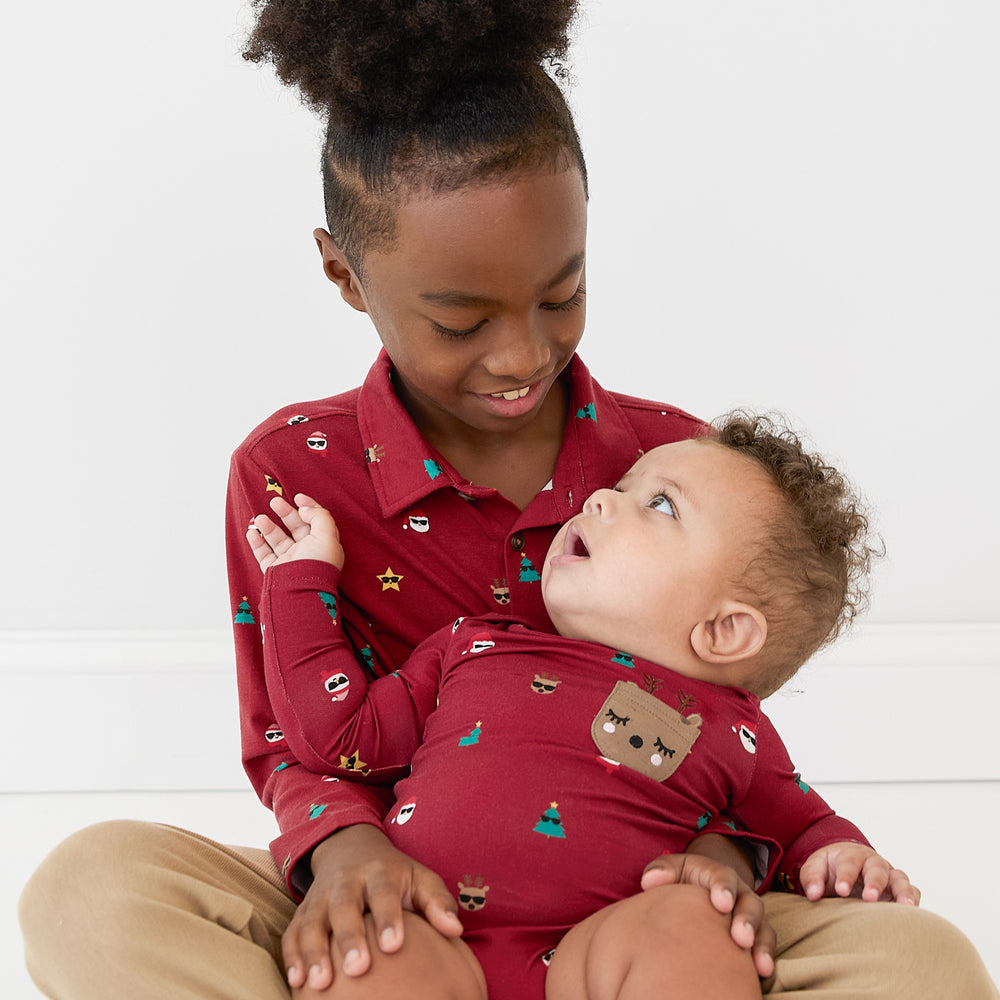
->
[[419, 251, 586, 309]]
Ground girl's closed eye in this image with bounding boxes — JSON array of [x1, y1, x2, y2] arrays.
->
[[431, 318, 487, 339], [540, 284, 586, 313]]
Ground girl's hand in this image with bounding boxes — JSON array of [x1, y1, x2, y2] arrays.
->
[[798, 842, 921, 905], [282, 824, 464, 991], [640, 838, 776, 978], [247, 493, 345, 571]]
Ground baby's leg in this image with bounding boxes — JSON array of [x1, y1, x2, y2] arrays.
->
[[545, 884, 760, 1000], [295, 911, 487, 1000]]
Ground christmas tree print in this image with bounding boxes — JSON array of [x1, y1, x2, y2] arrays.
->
[[575, 403, 596, 421], [793, 772, 811, 794], [317, 591, 338, 623], [458, 721, 483, 746], [308, 803, 328, 820], [612, 651, 634, 667], [424, 458, 443, 479], [518, 554, 541, 582], [533, 802, 567, 839], [234, 598, 255, 624]]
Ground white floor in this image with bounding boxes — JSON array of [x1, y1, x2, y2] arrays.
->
[[4, 783, 998, 998]]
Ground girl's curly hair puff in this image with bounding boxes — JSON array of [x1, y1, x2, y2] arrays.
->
[[713, 412, 884, 697], [243, 1, 587, 273]]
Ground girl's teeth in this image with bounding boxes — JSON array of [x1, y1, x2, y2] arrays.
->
[[491, 387, 530, 400]]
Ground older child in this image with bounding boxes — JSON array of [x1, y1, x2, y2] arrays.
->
[[247, 413, 914, 1000], [18, 2, 998, 999]]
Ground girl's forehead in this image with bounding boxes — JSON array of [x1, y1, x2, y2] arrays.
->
[[393, 167, 587, 262]]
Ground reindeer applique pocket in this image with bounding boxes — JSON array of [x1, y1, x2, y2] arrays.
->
[[591, 680, 702, 782]]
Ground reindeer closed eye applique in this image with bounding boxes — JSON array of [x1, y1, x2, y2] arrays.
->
[[591, 680, 701, 782]]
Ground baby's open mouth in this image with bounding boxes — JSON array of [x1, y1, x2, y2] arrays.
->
[[564, 524, 590, 558]]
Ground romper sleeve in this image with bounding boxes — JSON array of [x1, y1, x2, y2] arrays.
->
[[227, 448, 396, 898], [260, 560, 446, 778], [728, 711, 871, 893]]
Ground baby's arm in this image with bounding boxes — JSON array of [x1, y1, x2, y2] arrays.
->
[[248, 496, 441, 777], [732, 711, 921, 904]]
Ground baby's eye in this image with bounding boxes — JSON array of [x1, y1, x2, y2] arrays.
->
[[648, 494, 676, 517]]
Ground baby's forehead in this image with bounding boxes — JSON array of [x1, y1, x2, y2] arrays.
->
[[624, 438, 726, 479], [625, 439, 776, 503]]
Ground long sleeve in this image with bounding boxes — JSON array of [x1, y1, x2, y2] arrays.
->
[[260, 560, 447, 777], [226, 450, 393, 897], [729, 711, 870, 893]]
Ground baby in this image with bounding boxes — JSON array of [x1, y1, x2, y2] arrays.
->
[[248, 412, 915, 1000]]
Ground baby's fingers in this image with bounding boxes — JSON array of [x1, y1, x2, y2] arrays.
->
[[883, 866, 920, 905], [250, 512, 295, 561], [831, 851, 866, 897], [857, 854, 892, 901]]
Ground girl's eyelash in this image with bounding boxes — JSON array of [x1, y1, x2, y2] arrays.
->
[[431, 285, 584, 337], [431, 320, 486, 340], [541, 285, 586, 313]]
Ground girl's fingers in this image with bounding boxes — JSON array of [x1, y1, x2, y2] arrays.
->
[[282, 910, 334, 991]]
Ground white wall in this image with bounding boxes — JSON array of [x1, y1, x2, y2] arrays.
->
[[2, 1, 997, 632]]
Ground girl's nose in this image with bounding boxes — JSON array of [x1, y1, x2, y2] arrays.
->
[[484, 318, 551, 382]]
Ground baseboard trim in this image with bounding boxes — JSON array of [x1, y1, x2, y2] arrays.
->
[[2, 624, 997, 791]]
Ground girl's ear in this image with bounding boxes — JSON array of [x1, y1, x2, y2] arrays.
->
[[313, 228, 368, 313], [690, 602, 767, 664]]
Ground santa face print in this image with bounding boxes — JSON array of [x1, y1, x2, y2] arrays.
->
[[324, 672, 351, 701], [392, 799, 417, 825], [733, 721, 757, 754]]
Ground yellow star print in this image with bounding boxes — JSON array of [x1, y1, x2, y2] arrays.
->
[[264, 473, 283, 496], [339, 750, 370, 775], [378, 566, 403, 591]]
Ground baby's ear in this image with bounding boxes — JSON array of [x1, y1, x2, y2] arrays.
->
[[690, 602, 767, 664]]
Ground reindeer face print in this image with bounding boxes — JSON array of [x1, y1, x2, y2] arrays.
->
[[531, 674, 561, 694], [591, 681, 701, 782], [457, 878, 490, 911]]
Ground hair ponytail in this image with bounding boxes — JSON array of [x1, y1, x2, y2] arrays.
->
[[243, 0, 587, 271]]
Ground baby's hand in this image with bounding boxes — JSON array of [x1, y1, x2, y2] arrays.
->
[[798, 842, 920, 905], [247, 493, 346, 572]]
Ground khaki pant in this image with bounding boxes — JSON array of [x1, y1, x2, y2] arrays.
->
[[19, 820, 999, 999]]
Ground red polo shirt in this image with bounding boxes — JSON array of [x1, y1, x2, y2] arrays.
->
[[226, 350, 704, 893]]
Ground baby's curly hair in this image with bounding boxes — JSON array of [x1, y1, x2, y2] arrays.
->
[[242, 0, 587, 275], [712, 412, 883, 697]]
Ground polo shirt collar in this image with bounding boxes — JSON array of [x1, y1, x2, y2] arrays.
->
[[356, 349, 642, 520]]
